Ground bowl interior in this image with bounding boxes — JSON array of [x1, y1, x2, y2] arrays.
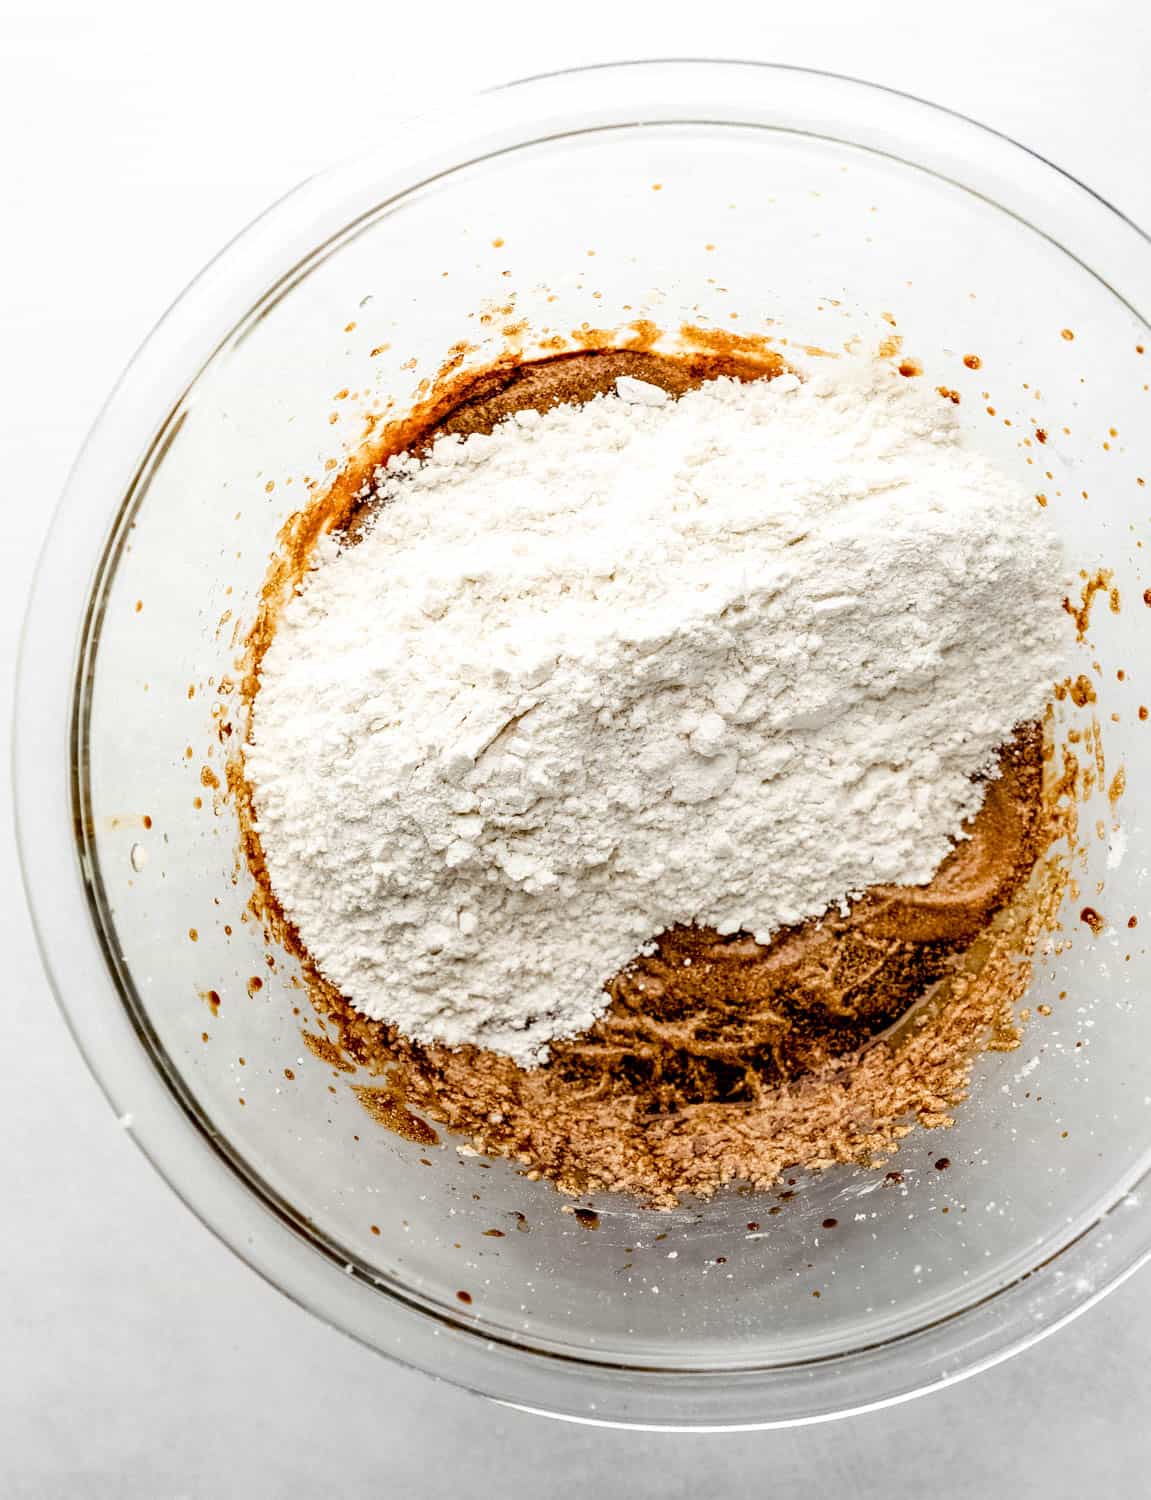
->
[[54, 73, 1151, 1419]]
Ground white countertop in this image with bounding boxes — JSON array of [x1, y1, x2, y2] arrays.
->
[[3, 2, 1149, 1492]]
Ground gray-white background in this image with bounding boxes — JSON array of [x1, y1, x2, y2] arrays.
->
[[3, 1, 1149, 1493]]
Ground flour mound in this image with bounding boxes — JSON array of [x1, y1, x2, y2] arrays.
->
[[245, 361, 1069, 1065]]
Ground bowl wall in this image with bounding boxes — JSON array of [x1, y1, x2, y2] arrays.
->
[[18, 62, 1151, 1426]]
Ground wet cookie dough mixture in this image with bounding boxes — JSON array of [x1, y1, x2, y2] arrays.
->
[[242, 346, 1074, 1203]]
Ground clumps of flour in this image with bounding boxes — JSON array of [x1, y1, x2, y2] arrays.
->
[[245, 359, 1070, 1065]]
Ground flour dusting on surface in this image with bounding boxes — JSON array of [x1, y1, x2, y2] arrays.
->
[[244, 360, 1070, 1065]]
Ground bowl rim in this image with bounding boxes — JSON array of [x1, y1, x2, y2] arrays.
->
[[14, 56, 1151, 1430]]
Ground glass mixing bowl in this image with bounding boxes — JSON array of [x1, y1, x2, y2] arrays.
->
[[16, 61, 1151, 1428]]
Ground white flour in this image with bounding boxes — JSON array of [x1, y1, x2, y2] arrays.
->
[[245, 360, 1069, 1065]]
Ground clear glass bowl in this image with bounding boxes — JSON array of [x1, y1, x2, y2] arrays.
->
[[16, 61, 1151, 1428]]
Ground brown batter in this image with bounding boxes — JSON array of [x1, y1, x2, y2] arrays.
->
[[560, 724, 1045, 1107], [241, 346, 1071, 1204]]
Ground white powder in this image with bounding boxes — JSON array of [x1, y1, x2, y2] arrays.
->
[[245, 360, 1070, 1065]]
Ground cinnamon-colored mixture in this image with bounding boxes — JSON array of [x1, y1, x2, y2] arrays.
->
[[243, 348, 1071, 1205], [305, 722, 1067, 1205]]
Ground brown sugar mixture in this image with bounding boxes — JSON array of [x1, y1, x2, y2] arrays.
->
[[563, 725, 1045, 1104], [305, 722, 1067, 1204], [240, 346, 1073, 1205]]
